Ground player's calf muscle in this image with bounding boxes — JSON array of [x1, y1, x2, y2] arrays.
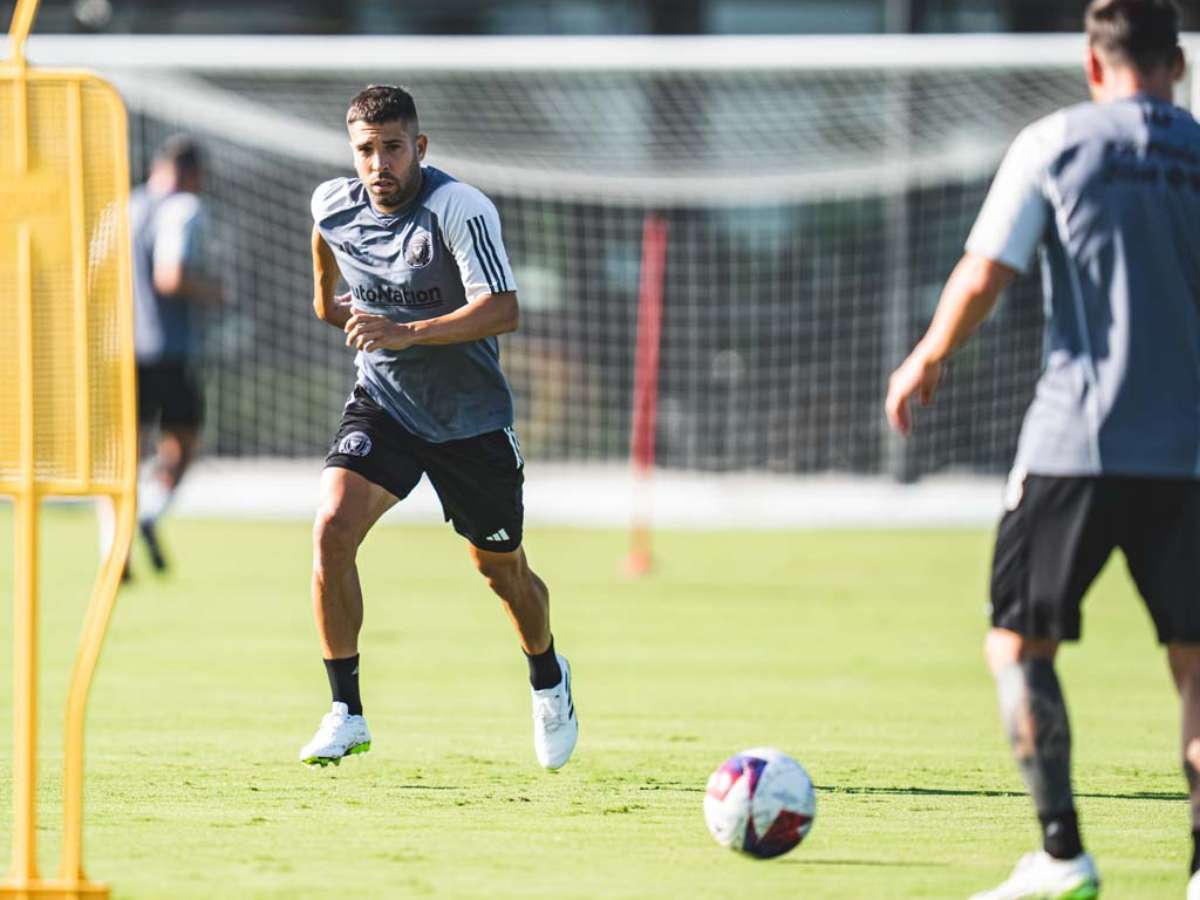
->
[[475, 550, 545, 606], [995, 659, 1074, 818]]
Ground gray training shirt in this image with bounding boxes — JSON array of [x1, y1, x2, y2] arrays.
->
[[966, 94, 1200, 479], [312, 166, 518, 443], [130, 185, 208, 363]]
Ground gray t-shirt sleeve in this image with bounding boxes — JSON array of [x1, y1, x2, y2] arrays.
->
[[154, 192, 206, 272], [436, 183, 518, 300], [311, 177, 349, 227], [965, 112, 1065, 273]]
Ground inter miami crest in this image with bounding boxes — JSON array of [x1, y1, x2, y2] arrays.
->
[[338, 431, 373, 457], [405, 229, 433, 268]]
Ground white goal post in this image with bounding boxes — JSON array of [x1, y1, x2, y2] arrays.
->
[[5, 35, 1197, 204], [7, 32, 1200, 72]]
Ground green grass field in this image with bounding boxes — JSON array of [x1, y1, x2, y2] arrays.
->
[[0, 505, 1187, 898]]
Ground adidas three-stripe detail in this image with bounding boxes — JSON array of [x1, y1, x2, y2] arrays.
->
[[467, 215, 509, 294]]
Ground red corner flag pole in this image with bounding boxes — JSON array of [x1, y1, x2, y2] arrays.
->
[[624, 213, 669, 576]]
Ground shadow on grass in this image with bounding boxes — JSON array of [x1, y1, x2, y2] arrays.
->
[[818, 784, 1184, 802]]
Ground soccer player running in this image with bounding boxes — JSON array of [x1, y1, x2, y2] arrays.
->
[[124, 136, 221, 574], [299, 85, 577, 771], [886, 2, 1198, 897]]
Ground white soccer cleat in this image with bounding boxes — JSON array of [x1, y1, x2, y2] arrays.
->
[[1188, 869, 1200, 900], [299, 701, 371, 767], [532, 654, 577, 770], [970, 851, 1100, 900]]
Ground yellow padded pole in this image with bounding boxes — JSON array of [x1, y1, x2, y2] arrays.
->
[[60, 493, 136, 882], [1, 64, 136, 900], [11, 226, 40, 885], [6, 0, 41, 65]]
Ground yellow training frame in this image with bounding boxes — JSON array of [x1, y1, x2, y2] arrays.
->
[[0, 0, 137, 897]]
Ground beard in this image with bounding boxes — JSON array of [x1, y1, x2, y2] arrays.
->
[[370, 162, 421, 210]]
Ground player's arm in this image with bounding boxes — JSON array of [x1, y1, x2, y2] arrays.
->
[[885, 115, 1058, 437], [153, 196, 222, 306], [311, 226, 353, 329], [885, 255, 1017, 436], [344, 290, 517, 352], [154, 264, 222, 306]]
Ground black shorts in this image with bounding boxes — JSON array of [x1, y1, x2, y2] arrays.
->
[[325, 386, 525, 553], [990, 474, 1200, 643], [137, 361, 205, 430]]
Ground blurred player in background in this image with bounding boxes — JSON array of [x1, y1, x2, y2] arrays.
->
[[127, 135, 221, 573], [299, 85, 577, 771], [886, 1, 1197, 896]]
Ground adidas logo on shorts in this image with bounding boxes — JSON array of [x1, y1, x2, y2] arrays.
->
[[484, 528, 510, 543]]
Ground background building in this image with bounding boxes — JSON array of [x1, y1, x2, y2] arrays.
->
[[11, 0, 1200, 35]]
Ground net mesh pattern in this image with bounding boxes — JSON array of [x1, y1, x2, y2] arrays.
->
[[110, 60, 1189, 478]]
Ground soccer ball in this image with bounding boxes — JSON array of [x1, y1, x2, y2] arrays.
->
[[703, 747, 816, 859]]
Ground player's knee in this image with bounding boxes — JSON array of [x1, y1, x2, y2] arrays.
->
[[472, 551, 523, 596], [984, 629, 1020, 673], [312, 508, 363, 570], [1170, 645, 1200, 686], [985, 628, 1056, 674]]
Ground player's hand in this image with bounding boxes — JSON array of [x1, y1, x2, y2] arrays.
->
[[885, 351, 943, 437], [344, 313, 416, 352]]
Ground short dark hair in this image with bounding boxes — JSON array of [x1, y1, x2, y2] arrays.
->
[[346, 84, 419, 129], [155, 134, 203, 175], [1085, 0, 1182, 72]]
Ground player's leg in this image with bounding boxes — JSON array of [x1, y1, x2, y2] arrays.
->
[[152, 426, 199, 492], [137, 363, 204, 571], [137, 425, 198, 569], [312, 467, 399, 658], [1169, 646, 1200, 899], [301, 388, 421, 766], [469, 544, 550, 654], [423, 427, 578, 769], [983, 630, 1083, 850], [102, 364, 163, 579], [469, 543, 577, 769], [1120, 479, 1200, 892], [972, 475, 1110, 900], [300, 468, 397, 766]]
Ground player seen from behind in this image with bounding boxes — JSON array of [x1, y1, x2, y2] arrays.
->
[[886, 1, 1197, 897], [299, 85, 577, 771], [120, 136, 221, 575]]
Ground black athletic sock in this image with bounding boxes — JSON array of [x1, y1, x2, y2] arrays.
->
[[526, 638, 562, 690], [1191, 829, 1200, 876], [324, 654, 362, 716], [1039, 809, 1083, 860]]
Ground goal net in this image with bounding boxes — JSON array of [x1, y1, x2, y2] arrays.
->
[[19, 35, 1199, 487]]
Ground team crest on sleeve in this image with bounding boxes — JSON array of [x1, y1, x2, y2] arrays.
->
[[404, 229, 433, 268], [338, 431, 373, 457]]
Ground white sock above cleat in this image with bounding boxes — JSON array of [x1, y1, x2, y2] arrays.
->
[[299, 701, 371, 767], [532, 654, 577, 770], [970, 851, 1100, 900]]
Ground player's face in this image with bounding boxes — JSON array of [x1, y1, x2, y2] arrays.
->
[[348, 118, 427, 212]]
